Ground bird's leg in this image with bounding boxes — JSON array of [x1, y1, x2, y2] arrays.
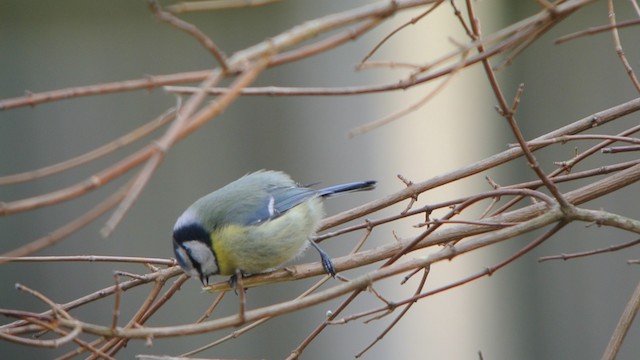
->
[[228, 270, 248, 295], [308, 238, 336, 277], [228, 273, 238, 292], [235, 268, 246, 324]]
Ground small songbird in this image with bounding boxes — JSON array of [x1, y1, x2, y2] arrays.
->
[[172, 170, 376, 286]]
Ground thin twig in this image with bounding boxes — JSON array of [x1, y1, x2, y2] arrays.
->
[[94, 278, 167, 358], [271, 18, 381, 67], [0, 108, 175, 185], [358, 1, 444, 66], [147, 0, 229, 71], [607, 0, 640, 93], [0, 320, 81, 349], [539, 238, 640, 262], [194, 292, 226, 324], [491, 124, 640, 216], [15, 284, 72, 320], [355, 266, 430, 358], [519, 134, 640, 148], [207, 163, 640, 293], [348, 221, 567, 325], [555, 18, 640, 44], [467, 0, 572, 211], [349, 47, 471, 137], [168, 0, 284, 13], [0, 0, 594, 113], [100, 69, 223, 237], [0, 267, 182, 331], [0, 182, 130, 259], [140, 274, 190, 324], [0, 255, 175, 265], [102, 54, 271, 236]]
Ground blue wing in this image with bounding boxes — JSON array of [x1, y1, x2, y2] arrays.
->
[[241, 185, 318, 226]]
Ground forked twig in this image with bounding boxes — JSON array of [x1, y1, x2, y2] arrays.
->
[[355, 266, 431, 358]]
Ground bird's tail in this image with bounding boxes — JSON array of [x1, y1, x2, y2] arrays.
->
[[318, 180, 376, 198]]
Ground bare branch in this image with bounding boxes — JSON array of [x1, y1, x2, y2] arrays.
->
[[602, 279, 640, 360]]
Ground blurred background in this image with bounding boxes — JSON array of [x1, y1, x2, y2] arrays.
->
[[1, 0, 639, 359]]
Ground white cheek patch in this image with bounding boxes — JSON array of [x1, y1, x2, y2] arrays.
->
[[174, 245, 199, 278], [182, 240, 219, 276]]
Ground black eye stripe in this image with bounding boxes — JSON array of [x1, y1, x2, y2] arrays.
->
[[181, 243, 205, 280]]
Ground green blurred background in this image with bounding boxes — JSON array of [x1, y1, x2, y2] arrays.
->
[[1, 1, 639, 359]]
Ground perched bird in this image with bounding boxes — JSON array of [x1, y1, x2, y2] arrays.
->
[[172, 170, 376, 286]]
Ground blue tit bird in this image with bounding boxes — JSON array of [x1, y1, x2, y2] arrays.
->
[[172, 170, 376, 286]]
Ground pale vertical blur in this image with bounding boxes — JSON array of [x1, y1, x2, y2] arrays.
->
[[367, 4, 514, 359], [2, 1, 640, 359]]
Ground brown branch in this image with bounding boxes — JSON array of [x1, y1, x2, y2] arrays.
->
[[602, 278, 640, 360]]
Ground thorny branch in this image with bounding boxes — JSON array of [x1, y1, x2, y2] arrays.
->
[[2, 0, 640, 359]]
